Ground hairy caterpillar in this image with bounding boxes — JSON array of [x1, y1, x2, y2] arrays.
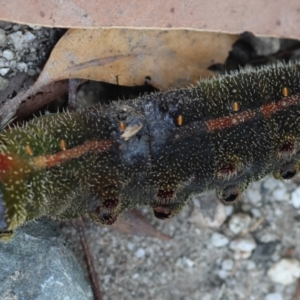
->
[[1, 62, 300, 240]]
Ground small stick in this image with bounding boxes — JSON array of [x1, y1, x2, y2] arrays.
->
[[293, 277, 300, 300], [73, 218, 103, 300]]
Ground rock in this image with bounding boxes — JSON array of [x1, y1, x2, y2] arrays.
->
[[0, 68, 9, 76], [135, 248, 145, 258], [8, 31, 36, 50], [190, 195, 227, 228], [0, 218, 93, 300], [2, 49, 14, 60], [9, 60, 17, 69], [228, 213, 251, 235], [272, 184, 289, 202], [225, 205, 234, 217], [256, 228, 279, 243], [0, 57, 9, 68], [246, 188, 262, 205], [229, 235, 256, 259], [263, 177, 279, 191], [217, 269, 229, 279], [16, 62, 28, 73], [267, 258, 300, 285], [175, 256, 195, 268], [252, 242, 278, 261], [245, 260, 256, 270], [251, 208, 262, 218], [0, 29, 6, 47], [211, 232, 229, 248], [264, 293, 283, 300], [291, 187, 300, 208], [222, 259, 234, 271], [27, 68, 37, 76]]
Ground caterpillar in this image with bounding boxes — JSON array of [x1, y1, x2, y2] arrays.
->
[[1, 61, 300, 240]]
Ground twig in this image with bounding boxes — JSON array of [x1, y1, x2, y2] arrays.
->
[[73, 218, 103, 300], [293, 277, 300, 300]]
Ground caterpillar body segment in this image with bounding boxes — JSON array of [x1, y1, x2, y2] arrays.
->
[[1, 62, 300, 239]]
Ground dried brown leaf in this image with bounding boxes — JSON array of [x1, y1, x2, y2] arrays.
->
[[0, 1, 299, 39], [36, 28, 237, 90]]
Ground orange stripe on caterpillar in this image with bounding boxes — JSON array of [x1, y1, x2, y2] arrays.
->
[[207, 94, 300, 132], [207, 110, 256, 132], [33, 139, 114, 169], [261, 94, 300, 117]]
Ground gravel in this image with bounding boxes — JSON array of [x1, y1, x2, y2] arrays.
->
[[267, 258, 300, 285]]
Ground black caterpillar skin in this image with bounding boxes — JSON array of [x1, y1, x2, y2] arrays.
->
[[1, 62, 300, 239]]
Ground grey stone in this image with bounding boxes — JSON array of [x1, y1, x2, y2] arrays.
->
[[0, 218, 93, 300], [2, 50, 14, 60], [27, 68, 37, 76], [211, 232, 229, 248]]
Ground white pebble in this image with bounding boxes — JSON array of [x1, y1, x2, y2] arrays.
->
[[228, 213, 251, 235], [291, 187, 300, 208], [272, 185, 289, 202], [175, 256, 195, 269], [190, 201, 227, 228], [182, 257, 194, 268], [230, 237, 256, 252], [247, 189, 262, 205], [0, 58, 9, 68], [222, 259, 234, 271], [2, 49, 14, 60], [24, 31, 37, 42], [0, 68, 9, 76], [258, 230, 279, 243], [267, 258, 300, 285], [211, 232, 229, 248], [127, 242, 134, 250], [9, 60, 17, 69], [229, 236, 256, 260], [28, 25, 42, 30], [217, 269, 229, 279], [263, 177, 279, 191], [264, 293, 283, 300], [251, 208, 262, 218], [246, 260, 256, 270], [16, 62, 28, 73], [135, 248, 145, 258], [225, 205, 234, 216]]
